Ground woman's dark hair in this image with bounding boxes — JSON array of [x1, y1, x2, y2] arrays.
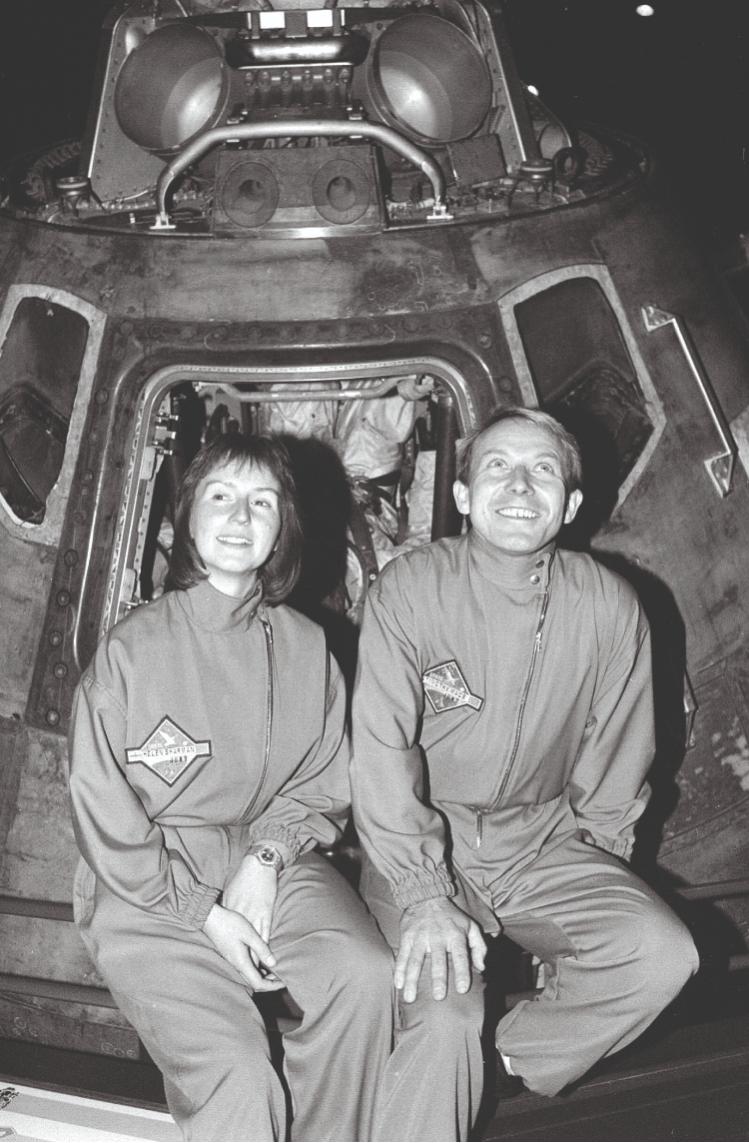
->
[[166, 432, 303, 604], [456, 405, 583, 492]]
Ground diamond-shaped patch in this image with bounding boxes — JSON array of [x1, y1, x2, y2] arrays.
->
[[126, 717, 211, 786], [423, 661, 483, 714]]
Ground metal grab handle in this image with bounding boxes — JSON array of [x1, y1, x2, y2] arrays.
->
[[642, 303, 737, 497], [151, 118, 451, 229]]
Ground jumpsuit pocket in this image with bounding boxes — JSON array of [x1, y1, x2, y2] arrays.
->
[[72, 857, 96, 927]]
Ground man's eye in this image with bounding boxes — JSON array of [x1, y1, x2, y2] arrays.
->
[[487, 457, 506, 469], [536, 462, 554, 474]]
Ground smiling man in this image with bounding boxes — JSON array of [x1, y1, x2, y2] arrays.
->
[[352, 407, 698, 1141]]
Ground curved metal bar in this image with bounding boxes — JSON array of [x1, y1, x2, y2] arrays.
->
[[152, 119, 449, 228], [642, 302, 737, 497], [215, 376, 400, 403]]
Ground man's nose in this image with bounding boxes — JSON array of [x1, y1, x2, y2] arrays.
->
[[507, 464, 532, 491]]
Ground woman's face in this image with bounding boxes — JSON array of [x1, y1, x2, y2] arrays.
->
[[189, 459, 282, 598]]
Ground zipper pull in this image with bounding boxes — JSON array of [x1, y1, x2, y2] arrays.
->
[[475, 808, 483, 848]]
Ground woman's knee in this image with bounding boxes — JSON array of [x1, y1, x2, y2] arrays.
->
[[324, 927, 395, 1001]]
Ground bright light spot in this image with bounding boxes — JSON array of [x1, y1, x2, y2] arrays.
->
[[527, 84, 539, 96], [636, 3, 655, 15]]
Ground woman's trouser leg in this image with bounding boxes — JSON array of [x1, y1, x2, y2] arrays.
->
[[80, 891, 287, 1142]]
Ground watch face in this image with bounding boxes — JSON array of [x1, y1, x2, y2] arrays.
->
[[254, 845, 282, 869]]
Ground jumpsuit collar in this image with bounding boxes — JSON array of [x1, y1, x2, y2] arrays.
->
[[466, 527, 554, 589], [176, 577, 264, 632]]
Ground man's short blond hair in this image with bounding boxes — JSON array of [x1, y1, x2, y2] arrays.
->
[[456, 406, 583, 492]]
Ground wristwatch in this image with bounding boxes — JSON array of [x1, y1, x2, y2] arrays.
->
[[247, 843, 284, 872]]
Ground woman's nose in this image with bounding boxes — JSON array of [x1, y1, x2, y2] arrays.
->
[[231, 498, 251, 522]]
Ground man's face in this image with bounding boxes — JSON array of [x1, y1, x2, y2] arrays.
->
[[453, 419, 583, 557]]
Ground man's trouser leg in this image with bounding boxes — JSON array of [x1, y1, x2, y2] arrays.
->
[[361, 860, 486, 1142], [494, 835, 700, 1097], [81, 853, 394, 1142], [272, 852, 395, 1142]]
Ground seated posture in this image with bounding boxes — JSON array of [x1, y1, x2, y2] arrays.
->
[[352, 406, 699, 1141], [68, 433, 393, 1142]]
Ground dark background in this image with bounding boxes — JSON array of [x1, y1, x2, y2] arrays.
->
[[1, 0, 748, 239]]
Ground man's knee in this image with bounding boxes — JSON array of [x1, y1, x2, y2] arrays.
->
[[636, 905, 699, 1000], [400, 975, 485, 1045]]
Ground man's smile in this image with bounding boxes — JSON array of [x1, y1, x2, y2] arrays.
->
[[496, 506, 540, 519]]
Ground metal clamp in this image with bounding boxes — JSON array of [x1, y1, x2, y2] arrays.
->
[[151, 118, 451, 230], [642, 303, 737, 497]]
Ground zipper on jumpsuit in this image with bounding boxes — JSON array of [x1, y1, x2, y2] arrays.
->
[[244, 616, 274, 816], [473, 585, 550, 848]]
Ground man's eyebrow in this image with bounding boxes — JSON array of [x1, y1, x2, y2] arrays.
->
[[478, 447, 562, 462]]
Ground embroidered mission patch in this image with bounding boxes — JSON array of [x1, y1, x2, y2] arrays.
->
[[423, 661, 483, 713], [126, 717, 211, 785]]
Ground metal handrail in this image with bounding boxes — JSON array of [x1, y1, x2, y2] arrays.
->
[[642, 303, 737, 497], [151, 118, 450, 229]]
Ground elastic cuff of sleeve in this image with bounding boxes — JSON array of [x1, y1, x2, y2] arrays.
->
[[182, 883, 221, 930], [391, 869, 456, 910]]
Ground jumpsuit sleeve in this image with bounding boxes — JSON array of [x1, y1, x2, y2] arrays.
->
[[68, 674, 219, 929], [246, 653, 350, 865], [568, 589, 654, 861], [351, 577, 456, 909]]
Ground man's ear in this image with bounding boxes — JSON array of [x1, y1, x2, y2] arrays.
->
[[564, 488, 583, 525], [453, 479, 470, 516]]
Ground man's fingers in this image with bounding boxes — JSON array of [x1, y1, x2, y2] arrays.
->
[[396, 937, 428, 1003], [467, 921, 487, 972], [429, 946, 449, 1001], [393, 931, 415, 991], [401, 946, 427, 1003]]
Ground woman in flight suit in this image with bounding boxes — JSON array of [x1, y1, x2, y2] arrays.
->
[[68, 432, 393, 1142]]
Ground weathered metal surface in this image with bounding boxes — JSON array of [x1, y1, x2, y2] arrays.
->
[[1, 0, 749, 1055]]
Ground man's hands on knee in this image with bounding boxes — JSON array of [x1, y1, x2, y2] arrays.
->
[[396, 898, 486, 1003]]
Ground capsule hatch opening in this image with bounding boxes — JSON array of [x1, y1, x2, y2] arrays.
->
[[104, 365, 468, 638]]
